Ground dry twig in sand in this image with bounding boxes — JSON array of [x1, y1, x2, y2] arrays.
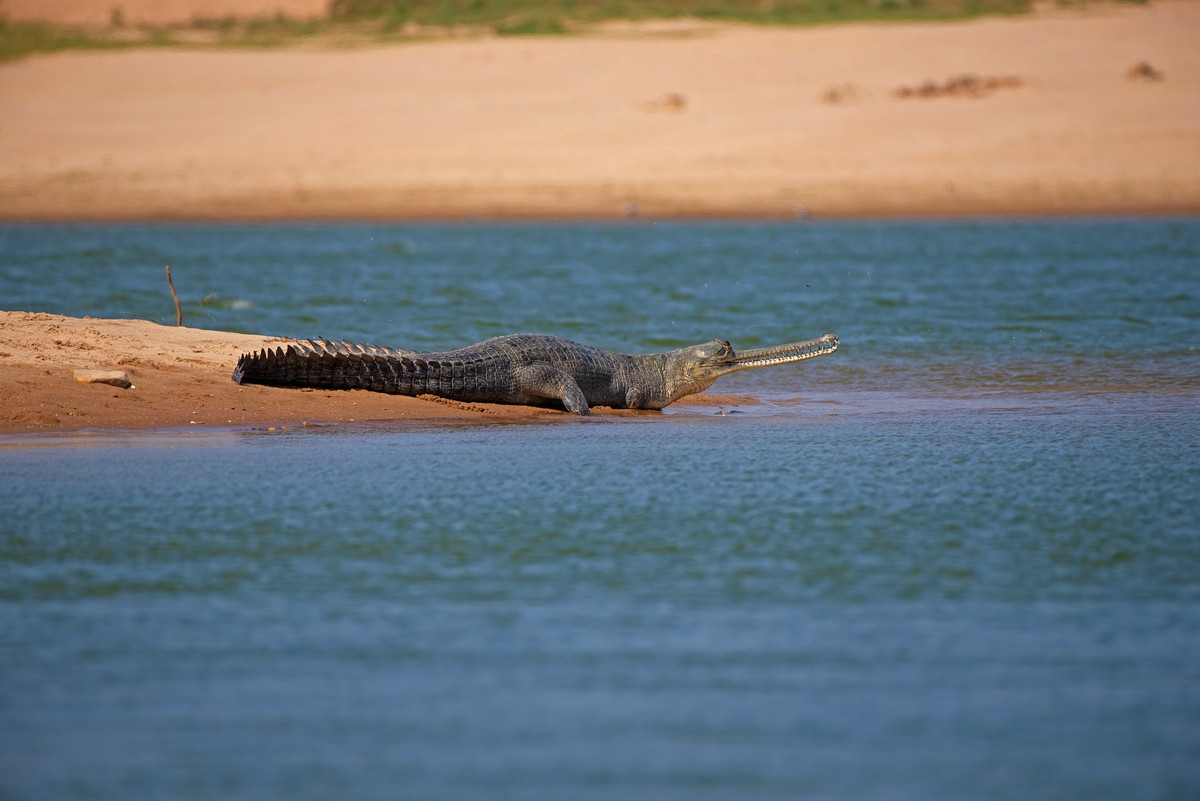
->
[[165, 265, 182, 326]]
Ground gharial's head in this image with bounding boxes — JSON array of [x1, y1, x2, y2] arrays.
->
[[663, 332, 839, 400]]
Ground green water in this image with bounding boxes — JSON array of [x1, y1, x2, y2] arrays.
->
[[1, 220, 1198, 799]]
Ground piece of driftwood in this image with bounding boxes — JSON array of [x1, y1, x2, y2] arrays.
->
[[73, 370, 133, 389]]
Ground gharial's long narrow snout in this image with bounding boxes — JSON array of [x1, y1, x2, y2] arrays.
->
[[726, 333, 839, 372]]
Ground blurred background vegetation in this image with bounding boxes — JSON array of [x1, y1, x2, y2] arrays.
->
[[3, 0, 1143, 63], [328, 0, 1033, 32]]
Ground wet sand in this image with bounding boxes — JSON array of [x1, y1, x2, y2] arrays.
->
[[1, 2, 1198, 220]]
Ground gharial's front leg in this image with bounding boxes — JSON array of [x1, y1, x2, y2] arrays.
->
[[624, 386, 660, 410], [514, 364, 591, 415]]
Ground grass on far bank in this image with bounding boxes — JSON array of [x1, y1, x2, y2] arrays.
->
[[332, 0, 1036, 32], [0, 15, 323, 62], [0, 0, 1146, 62]]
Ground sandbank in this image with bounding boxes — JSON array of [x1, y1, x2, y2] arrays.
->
[[0, 311, 750, 434]]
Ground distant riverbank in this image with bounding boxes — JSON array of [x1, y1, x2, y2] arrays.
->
[[1, 2, 1197, 220]]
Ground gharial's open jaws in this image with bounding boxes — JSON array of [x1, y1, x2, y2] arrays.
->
[[728, 333, 839, 370]]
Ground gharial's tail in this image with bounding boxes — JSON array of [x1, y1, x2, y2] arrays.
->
[[232, 339, 414, 392]]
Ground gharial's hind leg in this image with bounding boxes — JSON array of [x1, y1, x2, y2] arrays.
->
[[513, 365, 591, 415]]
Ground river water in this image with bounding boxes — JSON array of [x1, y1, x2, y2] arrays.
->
[[1, 219, 1198, 799]]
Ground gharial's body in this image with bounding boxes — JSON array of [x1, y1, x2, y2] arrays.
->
[[232, 332, 839, 415]]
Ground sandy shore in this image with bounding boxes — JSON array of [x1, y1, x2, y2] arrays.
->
[[1, 2, 1198, 219], [0, 312, 752, 434]]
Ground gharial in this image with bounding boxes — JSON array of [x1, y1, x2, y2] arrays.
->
[[232, 332, 839, 416]]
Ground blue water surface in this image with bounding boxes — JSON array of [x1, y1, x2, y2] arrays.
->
[[2, 219, 1199, 800]]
